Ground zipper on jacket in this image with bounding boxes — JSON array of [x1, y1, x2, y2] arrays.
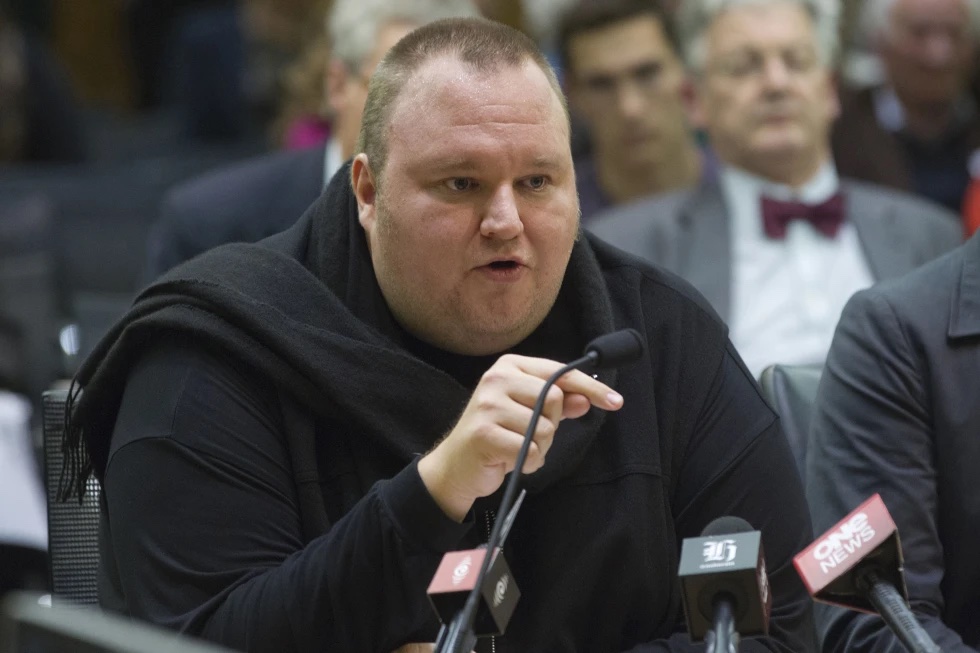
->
[[483, 509, 497, 653], [483, 509, 495, 542]]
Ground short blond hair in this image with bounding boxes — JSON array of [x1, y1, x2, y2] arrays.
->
[[355, 17, 569, 185]]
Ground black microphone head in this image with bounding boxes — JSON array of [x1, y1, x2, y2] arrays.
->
[[583, 328, 645, 370], [701, 516, 755, 538]]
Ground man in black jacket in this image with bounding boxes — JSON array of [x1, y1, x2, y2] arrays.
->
[[807, 231, 980, 652], [68, 17, 817, 653]]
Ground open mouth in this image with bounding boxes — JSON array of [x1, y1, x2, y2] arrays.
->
[[488, 260, 520, 271]]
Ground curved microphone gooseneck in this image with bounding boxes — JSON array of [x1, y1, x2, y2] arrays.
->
[[437, 328, 646, 653]]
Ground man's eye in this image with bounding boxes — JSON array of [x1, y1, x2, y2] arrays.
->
[[632, 62, 662, 87], [784, 48, 817, 73], [725, 57, 758, 78], [446, 178, 475, 191], [583, 76, 615, 94], [525, 176, 548, 190]]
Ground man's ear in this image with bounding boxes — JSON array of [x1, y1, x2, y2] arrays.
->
[[351, 153, 378, 233], [681, 76, 706, 130]]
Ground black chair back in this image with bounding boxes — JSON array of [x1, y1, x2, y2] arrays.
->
[[41, 389, 101, 606], [758, 364, 823, 481], [0, 197, 64, 410]]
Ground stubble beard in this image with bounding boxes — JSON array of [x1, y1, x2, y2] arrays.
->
[[373, 194, 565, 356]]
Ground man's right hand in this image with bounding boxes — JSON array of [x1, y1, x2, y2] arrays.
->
[[390, 644, 474, 653], [391, 644, 435, 653], [417, 354, 623, 522]]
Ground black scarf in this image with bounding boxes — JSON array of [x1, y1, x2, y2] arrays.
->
[[63, 163, 618, 540]]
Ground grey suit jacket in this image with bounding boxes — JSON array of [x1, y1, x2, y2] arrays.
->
[[587, 178, 963, 321], [806, 233, 980, 652]]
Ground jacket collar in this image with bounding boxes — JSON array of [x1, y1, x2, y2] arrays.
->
[[948, 232, 980, 338], [677, 179, 731, 319]]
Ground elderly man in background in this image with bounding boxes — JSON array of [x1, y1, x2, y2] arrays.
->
[[589, 0, 961, 378], [833, 0, 980, 215], [142, 0, 479, 282], [558, 0, 707, 221]]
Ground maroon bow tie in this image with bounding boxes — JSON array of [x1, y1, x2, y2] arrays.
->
[[760, 193, 845, 239]]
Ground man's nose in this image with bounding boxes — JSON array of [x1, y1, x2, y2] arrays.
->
[[480, 185, 523, 240], [922, 32, 957, 66], [615, 83, 647, 120], [759, 56, 792, 90]]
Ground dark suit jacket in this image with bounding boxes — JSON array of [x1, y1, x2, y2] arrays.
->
[[832, 87, 980, 213], [143, 144, 327, 282], [587, 177, 963, 321], [806, 233, 980, 652], [22, 33, 87, 163]]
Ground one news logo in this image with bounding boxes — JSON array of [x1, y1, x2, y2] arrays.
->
[[493, 574, 509, 607], [758, 558, 770, 607], [703, 539, 738, 564], [813, 512, 876, 573], [451, 556, 473, 586]]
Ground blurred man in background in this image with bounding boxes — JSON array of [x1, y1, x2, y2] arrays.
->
[[142, 0, 479, 282], [833, 0, 980, 214], [589, 0, 961, 378], [559, 0, 706, 221], [808, 230, 980, 652]]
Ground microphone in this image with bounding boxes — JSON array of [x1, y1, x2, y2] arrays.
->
[[582, 328, 646, 370], [793, 494, 940, 653], [678, 517, 771, 653], [432, 328, 646, 653]]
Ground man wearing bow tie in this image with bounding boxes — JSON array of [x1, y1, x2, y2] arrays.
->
[[588, 0, 962, 377]]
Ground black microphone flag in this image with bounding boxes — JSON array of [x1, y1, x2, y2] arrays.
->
[[678, 517, 772, 643]]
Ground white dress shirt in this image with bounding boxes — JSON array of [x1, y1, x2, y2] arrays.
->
[[323, 138, 344, 190], [722, 163, 875, 378]]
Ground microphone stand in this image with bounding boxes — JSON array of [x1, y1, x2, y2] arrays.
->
[[706, 597, 738, 653], [435, 351, 598, 653], [857, 570, 940, 653]]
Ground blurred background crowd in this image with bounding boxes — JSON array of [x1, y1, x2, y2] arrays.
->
[[0, 0, 978, 611]]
